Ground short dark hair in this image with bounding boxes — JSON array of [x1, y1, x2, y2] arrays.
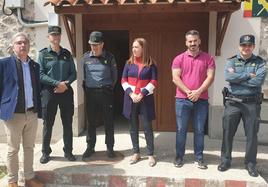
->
[[185, 30, 200, 38]]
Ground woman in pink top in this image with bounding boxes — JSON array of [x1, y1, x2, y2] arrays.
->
[[121, 38, 158, 167]]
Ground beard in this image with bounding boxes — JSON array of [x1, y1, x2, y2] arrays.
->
[[189, 45, 199, 52]]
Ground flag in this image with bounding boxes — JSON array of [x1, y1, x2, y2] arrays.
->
[[244, 0, 268, 17]]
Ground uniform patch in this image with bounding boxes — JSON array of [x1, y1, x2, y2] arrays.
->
[[234, 62, 243, 66], [44, 56, 54, 60], [243, 35, 251, 42], [85, 61, 93, 64]]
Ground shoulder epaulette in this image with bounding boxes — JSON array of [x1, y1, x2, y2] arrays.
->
[[61, 48, 72, 59], [227, 55, 236, 60], [105, 51, 115, 65], [39, 47, 48, 52], [105, 51, 114, 57], [83, 51, 90, 56], [256, 55, 264, 61], [62, 48, 71, 54]]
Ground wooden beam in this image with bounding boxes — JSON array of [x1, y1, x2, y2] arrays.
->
[[55, 2, 241, 14], [216, 12, 232, 56], [62, 14, 76, 57]]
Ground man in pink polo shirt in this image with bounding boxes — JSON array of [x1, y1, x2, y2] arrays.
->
[[171, 30, 215, 169]]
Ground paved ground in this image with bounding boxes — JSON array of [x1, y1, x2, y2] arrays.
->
[[0, 124, 268, 186]]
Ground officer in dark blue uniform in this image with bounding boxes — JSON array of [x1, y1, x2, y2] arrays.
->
[[81, 31, 118, 159], [38, 26, 77, 164], [218, 34, 267, 177]]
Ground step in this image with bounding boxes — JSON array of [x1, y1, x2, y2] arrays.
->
[[34, 171, 268, 187]]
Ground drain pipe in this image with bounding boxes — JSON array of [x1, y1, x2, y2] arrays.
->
[[17, 8, 48, 28]]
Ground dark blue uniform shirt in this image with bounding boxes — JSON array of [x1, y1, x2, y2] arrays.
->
[[81, 50, 117, 88]]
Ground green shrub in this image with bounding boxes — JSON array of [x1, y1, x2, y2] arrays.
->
[[0, 166, 7, 179]]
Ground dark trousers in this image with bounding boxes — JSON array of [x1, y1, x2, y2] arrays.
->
[[221, 100, 261, 166], [85, 87, 114, 150], [130, 101, 154, 155], [41, 87, 74, 155]]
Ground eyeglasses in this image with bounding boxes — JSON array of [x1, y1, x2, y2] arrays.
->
[[14, 41, 29, 45]]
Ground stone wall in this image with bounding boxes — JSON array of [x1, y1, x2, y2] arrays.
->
[[260, 18, 268, 60], [260, 18, 268, 98], [0, 0, 36, 60]]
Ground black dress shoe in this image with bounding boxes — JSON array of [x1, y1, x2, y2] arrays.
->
[[195, 159, 208, 170], [107, 150, 116, 158], [64, 153, 76, 161], [40, 154, 50, 164], [173, 157, 183, 168], [217, 162, 231, 171], [245, 165, 259, 177], [82, 148, 95, 159]]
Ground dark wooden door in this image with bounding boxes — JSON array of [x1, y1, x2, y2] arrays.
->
[[83, 12, 209, 131], [157, 31, 185, 131]]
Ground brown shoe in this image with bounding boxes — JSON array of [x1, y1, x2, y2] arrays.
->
[[25, 178, 44, 187], [148, 156, 156, 167], [129, 153, 141, 165], [7, 182, 18, 187]]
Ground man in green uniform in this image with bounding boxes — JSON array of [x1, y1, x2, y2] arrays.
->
[[38, 26, 77, 164], [218, 34, 267, 177]]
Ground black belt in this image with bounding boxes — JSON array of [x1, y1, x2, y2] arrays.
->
[[86, 85, 112, 90], [42, 85, 72, 90], [228, 94, 258, 103]]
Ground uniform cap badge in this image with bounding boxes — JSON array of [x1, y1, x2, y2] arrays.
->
[[239, 34, 255, 45]]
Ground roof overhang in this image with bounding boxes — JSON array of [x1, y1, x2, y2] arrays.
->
[[49, 1, 241, 14], [45, 0, 242, 56]]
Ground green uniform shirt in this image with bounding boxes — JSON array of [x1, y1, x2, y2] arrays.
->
[[224, 54, 266, 95], [38, 46, 77, 87]]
